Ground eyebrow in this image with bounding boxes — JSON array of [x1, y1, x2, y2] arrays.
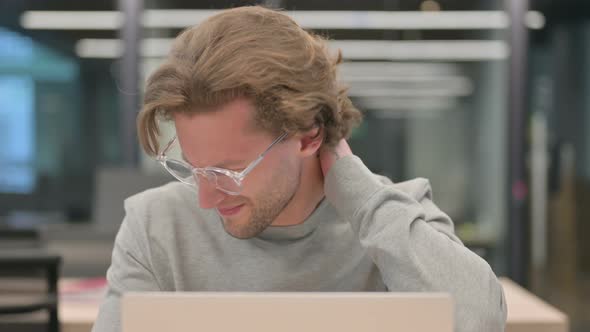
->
[[181, 152, 246, 169]]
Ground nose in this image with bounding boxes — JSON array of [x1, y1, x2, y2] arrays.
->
[[197, 175, 225, 209]]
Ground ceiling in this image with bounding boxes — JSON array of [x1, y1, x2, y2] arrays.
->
[[2, 0, 590, 60], [1, 0, 505, 59], [2, 0, 588, 115]]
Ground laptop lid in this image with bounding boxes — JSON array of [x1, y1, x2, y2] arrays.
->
[[122, 292, 453, 332]]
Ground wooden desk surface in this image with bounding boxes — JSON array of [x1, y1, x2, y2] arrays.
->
[[59, 278, 104, 332], [57, 278, 569, 332], [500, 277, 569, 332]]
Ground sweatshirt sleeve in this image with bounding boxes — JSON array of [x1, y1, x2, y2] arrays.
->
[[91, 202, 161, 332], [324, 155, 507, 332]]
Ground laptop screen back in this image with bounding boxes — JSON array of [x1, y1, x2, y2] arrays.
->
[[122, 292, 453, 332]]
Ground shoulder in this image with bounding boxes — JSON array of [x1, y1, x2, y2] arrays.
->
[[124, 181, 194, 214], [122, 181, 212, 236]]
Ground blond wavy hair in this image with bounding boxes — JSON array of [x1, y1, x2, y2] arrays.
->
[[138, 5, 362, 156]]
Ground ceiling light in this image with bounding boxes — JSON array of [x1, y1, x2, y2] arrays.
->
[[76, 38, 507, 61], [21, 11, 122, 30], [524, 11, 545, 30], [22, 10, 509, 30], [330, 40, 509, 61]]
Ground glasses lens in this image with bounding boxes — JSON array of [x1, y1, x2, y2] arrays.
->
[[163, 159, 242, 194], [164, 159, 195, 185], [211, 171, 241, 195]]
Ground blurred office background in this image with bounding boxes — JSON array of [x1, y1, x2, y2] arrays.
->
[[0, 0, 588, 330]]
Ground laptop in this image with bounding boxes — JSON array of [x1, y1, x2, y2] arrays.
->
[[122, 292, 453, 332]]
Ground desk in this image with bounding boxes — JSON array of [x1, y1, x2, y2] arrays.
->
[[59, 278, 104, 332], [501, 278, 569, 332], [57, 278, 568, 332]]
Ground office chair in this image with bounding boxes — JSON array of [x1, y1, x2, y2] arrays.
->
[[0, 227, 62, 332]]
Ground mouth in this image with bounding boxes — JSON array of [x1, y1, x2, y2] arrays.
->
[[216, 204, 245, 217]]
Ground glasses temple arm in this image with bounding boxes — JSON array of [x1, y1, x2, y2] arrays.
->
[[239, 133, 288, 177], [158, 136, 178, 159], [259, 133, 289, 157]]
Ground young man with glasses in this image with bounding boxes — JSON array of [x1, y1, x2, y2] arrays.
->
[[93, 6, 506, 332]]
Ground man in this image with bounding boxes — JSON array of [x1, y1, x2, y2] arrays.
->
[[93, 6, 506, 332]]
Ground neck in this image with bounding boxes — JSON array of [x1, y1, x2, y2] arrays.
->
[[270, 156, 325, 227]]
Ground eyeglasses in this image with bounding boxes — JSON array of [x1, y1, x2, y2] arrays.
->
[[156, 133, 288, 195]]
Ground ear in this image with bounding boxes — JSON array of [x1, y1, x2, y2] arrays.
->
[[298, 126, 323, 158]]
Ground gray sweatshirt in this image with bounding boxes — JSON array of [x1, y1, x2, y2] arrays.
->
[[92, 155, 507, 332]]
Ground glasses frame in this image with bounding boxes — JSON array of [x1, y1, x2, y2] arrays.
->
[[156, 132, 288, 195]]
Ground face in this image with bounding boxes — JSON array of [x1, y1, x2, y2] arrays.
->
[[173, 98, 302, 239]]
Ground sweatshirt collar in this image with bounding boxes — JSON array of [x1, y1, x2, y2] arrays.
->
[[255, 197, 329, 242]]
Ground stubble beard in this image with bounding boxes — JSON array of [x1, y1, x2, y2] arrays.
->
[[222, 162, 301, 239]]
